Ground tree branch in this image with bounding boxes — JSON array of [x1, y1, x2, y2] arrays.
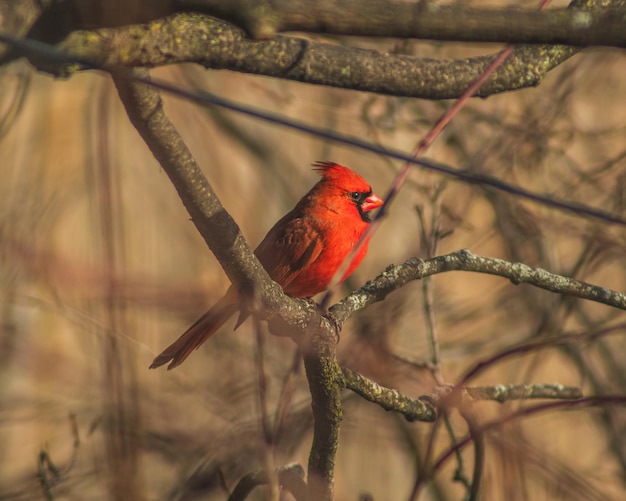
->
[[111, 68, 314, 334], [303, 321, 343, 501], [330, 249, 626, 327], [464, 384, 583, 402], [177, 0, 626, 48], [341, 369, 582, 423], [50, 12, 577, 99], [112, 67, 344, 500], [6, 0, 626, 99], [111, 69, 258, 291], [341, 367, 436, 422]]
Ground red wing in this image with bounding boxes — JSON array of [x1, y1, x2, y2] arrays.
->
[[254, 216, 324, 296]]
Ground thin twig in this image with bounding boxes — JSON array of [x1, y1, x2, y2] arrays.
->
[[273, 349, 302, 445], [253, 316, 279, 500], [227, 463, 308, 501], [459, 322, 626, 386], [459, 407, 484, 501], [432, 396, 626, 477]]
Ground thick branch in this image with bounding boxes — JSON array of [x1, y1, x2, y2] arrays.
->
[[111, 69, 262, 293], [6, 0, 626, 99], [112, 68, 344, 499], [47, 13, 572, 99], [330, 249, 626, 326], [177, 0, 626, 48], [111, 69, 313, 332], [303, 320, 343, 501]]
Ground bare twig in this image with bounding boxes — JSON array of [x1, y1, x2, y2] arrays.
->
[[227, 463, 308, 501], [443, 414, 472, 491], [432, 396, 626, 477], [341, 369, 582, 423], [36, 414, 82, 500], [253, 316, 278, 500], [340, 367, 436, 423], [330, 250, 626, 327], [459, 407, 484, 501], [460, 322, 626, 386], [37, 449, 60, 501], [273, 349, 302, 445]]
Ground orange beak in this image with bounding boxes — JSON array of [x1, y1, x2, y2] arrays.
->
[[361, 193, 384, 213]]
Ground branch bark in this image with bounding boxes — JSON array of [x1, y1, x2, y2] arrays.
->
[[330, 249, 626, 327], [303, 322, 343, 501], [177, 0, 626, 47], [464, 384, 583, 402], [5, 0, 626, 100], [341, 367, 436, 422], [110, 68, 316, 334], [341, 368, 582, 423], [111, 67, 343, 501], [50, 12, 577, 99]]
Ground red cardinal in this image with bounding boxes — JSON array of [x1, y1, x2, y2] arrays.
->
[[150, 162, 384, 369]]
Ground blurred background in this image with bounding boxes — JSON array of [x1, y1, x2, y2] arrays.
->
[[1, 4, 626, 500]]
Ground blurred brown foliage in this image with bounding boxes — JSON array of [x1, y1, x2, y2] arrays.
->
[[2, 3, 626, 501]]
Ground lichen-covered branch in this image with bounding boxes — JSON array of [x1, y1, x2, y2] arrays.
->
[[427, 384, 583, 408], [5, 0, 626, 100], [111, 69, 314, 333], [464, 384, 583, 402], [112, 69, 261, 292], [341, 367, 436, 422], [112, 67, 343, 500], [341, 369, 582, 423], [330, 249, 626, 326], [303, 320, 343, 501], [176, 0, 626, 48], [51, 12, 576, 99]]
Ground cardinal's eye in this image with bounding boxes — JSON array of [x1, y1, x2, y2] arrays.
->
[[349, 191, 363, 202]]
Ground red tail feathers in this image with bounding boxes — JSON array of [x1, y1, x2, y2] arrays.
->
[[149, 292, 238, 370]]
